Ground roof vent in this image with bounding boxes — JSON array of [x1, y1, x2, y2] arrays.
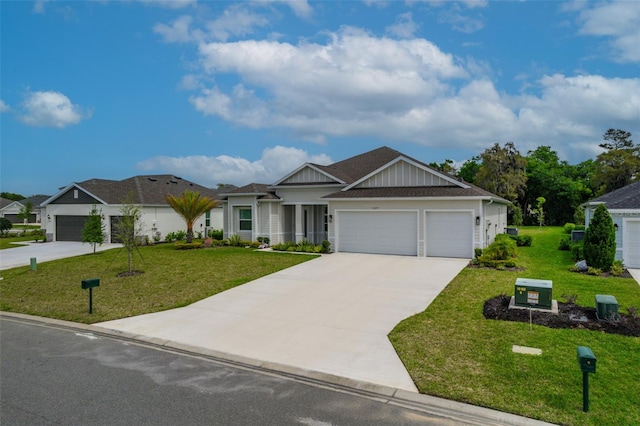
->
[[148, 177, 157, 182], [174, 176, 182, 180], [170, 180, 178, 184]]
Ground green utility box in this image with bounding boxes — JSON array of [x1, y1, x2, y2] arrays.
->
[[595, 294, 619, 321], [577, 346, 596, 373], [81, 278, 100, 289], [514, 278, 553, 309]]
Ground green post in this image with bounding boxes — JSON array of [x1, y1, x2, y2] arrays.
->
[[582, 371, 589, 412], [30, 257, 37, 271]]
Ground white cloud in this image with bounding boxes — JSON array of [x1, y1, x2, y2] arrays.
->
[[136, 145, 332, 186], [33, 0, 49, 14], [0, 100, 10, 113], [154, 15, 194, 43], [206, 5, 269, 42], [19, 91, 90, 128], [280, 0, 313, 18], [438, 9, 484, 33], [575, 1, 640, 63], [386, 12, 419, 38]]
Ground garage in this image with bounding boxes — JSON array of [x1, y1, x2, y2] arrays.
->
[[55, 215, 87, 241], [425, 211, 473, 258], [336, 210, 418, 256], [624, 219, 640, 268]]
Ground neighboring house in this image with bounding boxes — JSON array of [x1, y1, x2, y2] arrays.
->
[[583, 180, 640, 268], [41, 175, 222, 243], [0, 195, 49, 223], [222, 146, 510, 258]]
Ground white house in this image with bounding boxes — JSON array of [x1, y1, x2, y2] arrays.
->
[[41, 175, 222, 242], [222, 147, 510, 258], [583, 180, 640, 268]]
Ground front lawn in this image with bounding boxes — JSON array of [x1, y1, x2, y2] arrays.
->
[[0, 236, 37, 250], [0, 244, 317, 323], [390, 227, 640, 426]]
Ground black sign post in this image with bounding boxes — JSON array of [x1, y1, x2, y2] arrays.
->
[[81, 278, 100, 314]]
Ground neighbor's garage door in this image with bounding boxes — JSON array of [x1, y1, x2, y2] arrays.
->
[[337, 211, 418, 256], [55, 215, 87, 241], [624, 220, 640, 268], [426, 212, 472, 258]]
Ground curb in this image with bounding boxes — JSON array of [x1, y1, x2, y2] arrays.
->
[[1, 311, 553, 426]]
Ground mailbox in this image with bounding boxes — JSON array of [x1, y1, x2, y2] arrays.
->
[[577, 346, 596, 373], [81, 278, 100, 289]]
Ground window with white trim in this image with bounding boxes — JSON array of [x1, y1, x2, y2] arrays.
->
[[239, 209, 252, 231]]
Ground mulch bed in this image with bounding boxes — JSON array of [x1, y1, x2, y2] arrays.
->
[[483, 294, 640, 337]]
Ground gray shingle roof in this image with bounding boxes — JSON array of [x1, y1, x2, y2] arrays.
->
[[70, 175, 219, 205], [324, 185, 505, 199], [20, 195, 50, 208], [0, 197, 17, 209], [588, 180, 640, 209], [221, 183, 280, 201]]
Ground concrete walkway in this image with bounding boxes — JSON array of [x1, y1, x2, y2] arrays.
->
[[630, 269, 640, 284], [97, 253, 468, 392], [0, 242, 122, 270]]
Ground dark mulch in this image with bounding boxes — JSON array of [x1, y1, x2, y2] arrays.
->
[[116, 270, 145, 277], [483, 294, 640, 337]]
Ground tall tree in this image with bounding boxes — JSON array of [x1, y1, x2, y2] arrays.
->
[[82, 204, 105, 254], [1, 192, 25, 201], [165, 190, 218, 244], [458, 156, 481, 183], [583, 203, 616, 271], [428, 159, 457, 175], [474, 142, 527, 203], [592, 129, 639, 195]]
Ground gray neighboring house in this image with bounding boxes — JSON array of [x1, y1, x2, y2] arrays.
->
[[222, 146, 510, 258], [41, 175, 222, 242], [0, 195, 49, 224], [583, 180, 640, 268]]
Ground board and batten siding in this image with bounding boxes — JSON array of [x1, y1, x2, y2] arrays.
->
[[281, 166, 337, 184], [355, 160, 452, 188]]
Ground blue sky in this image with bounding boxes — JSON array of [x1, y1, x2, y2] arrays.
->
[[2, 0, 639, 196]]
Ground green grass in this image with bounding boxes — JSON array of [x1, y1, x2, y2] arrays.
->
[[0, 236, 37, 250], [0, 244, 317, 323], [390, 227, 640, 426]]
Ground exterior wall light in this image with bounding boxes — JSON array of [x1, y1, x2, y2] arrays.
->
[[476, 216, 480, 226]]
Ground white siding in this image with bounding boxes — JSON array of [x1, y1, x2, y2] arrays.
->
[[623, 218, 640, 268], [356, 160, 452, 188], [282, 166, 337, 184]]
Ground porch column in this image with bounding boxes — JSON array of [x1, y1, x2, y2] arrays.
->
[[295, 204, 304, 243]]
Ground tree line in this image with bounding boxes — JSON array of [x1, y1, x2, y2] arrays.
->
[[429, 129, 639, 226]]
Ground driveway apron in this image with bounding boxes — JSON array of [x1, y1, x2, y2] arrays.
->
[[0, 242, 122, 270], [96, 253, 468, 392]]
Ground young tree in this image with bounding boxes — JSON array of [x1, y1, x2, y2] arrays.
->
[[474, 142, 527, 203], [511, 204, 523, 227], [114, 194, 143, 273], [583, 203, 616, 271], [82, 204, 105, 253], [17, 201, 33, 224], [165, 190, 218, 243], [533, 197, 546, 229]]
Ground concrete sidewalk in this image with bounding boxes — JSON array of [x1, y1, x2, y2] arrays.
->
[[0, 242, 122, 270], [629, 269, 640, 284], [97, 253, 469, 392]]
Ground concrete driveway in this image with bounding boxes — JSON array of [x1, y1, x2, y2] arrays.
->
[[96, 253, 468, 392], [0, 242, 122, 270]]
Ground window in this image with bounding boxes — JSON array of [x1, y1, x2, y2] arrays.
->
[[239, 209, 252, 231], [205, 211, 210, 227]]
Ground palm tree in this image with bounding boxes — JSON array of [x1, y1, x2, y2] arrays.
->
[[165, 190, 218, 243]]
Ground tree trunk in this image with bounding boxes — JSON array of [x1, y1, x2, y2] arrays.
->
[[186, 230, 193, 244]]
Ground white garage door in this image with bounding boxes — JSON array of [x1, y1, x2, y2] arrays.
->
[[426, 212, 473, 258], [337, 211, 418, 256], [624, 220, 640, 268]]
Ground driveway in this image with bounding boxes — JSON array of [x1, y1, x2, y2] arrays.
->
[[0, 242, 122, 270], [630, 269, 640, 284], [96, 253, 468, 392]]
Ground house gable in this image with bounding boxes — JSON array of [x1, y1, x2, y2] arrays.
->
[[274, 164, 344, 186], [49, 185, 104, 205], [348, 158, 468, 190]]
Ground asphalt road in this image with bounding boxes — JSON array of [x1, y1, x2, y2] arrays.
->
[[0, 317, 458, 426]]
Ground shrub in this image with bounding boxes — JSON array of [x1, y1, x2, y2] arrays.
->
[[175, 230, 187, 241], [583, 204, 616, 270], [561, 293, 578, 304], [227, 234, 242, 247], [570, 241, 584, 262], [511, 235, 532, 247], [628, 306, 639, 319], [257, 236, 270, 245], [165, 232, 177, 242], [208, 229, 223, 240], [574, 225, 585, 231], [321, 240, 331, 253], [563, 223, 576, 234], [0, 217, 12, 236], [587, 266, 602, 276], [483, 234, 517, 261], [174, 242, 204, 250], [474, 248, 483, 259], [558, 236, 571, 251], [610, 260, 624, 276]]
